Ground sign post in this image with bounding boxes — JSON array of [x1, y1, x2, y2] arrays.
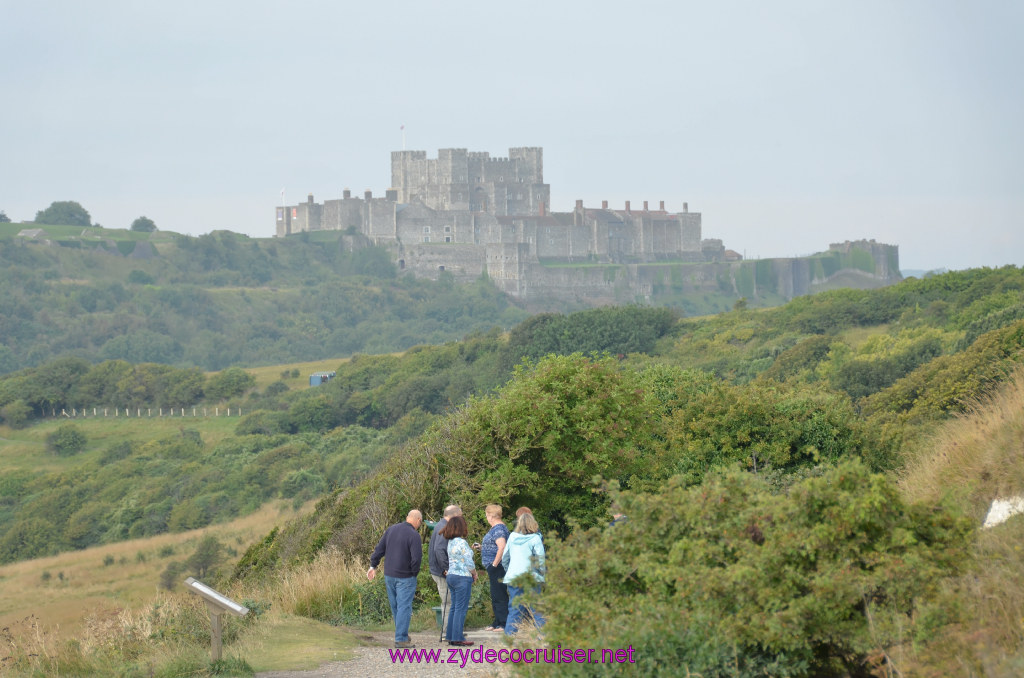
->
[[184, 577, 249, 661]]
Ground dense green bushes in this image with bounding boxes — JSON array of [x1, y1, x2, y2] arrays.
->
[[663, 379, 877, 483], [528, 462, 973, 677], [499, 306, 677, 371], [233, 353, 877, 580], [862, 319, 1024, 422]]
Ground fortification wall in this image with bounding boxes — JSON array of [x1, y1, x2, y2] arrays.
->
[[397, 242, 486, 280], [321, 198, 365, 232], [364, 200, 395, 239], [504, 244, 901, 309]]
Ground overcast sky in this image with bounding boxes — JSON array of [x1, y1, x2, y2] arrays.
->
[[2, 1, 1021, 271]]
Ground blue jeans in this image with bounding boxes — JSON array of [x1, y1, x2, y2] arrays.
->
[[385, 575, 418, 643], [505, 584, 545, 636], [445, 574, 473, 642]]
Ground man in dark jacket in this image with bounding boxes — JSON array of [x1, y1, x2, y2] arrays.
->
[[367, 509, 423, 648], [427, 504, 462, 639]]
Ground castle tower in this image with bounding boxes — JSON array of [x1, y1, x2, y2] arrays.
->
[[389, 148, 549, 217], [508, 147, 543, 183], [391, 150, 427, 204]]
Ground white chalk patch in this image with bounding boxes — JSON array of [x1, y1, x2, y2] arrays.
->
[[982, 496, 1024, 528]]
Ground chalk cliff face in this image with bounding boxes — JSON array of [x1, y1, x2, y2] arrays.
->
[[276, 148, 900, 309]]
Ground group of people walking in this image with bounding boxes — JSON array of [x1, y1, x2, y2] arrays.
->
[[368, 504, 546, 648]]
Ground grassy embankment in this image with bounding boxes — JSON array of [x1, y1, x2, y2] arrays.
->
[[0, 497, 368, 675], [895, 368, 1024, 674], [0, 499, 309, 634]]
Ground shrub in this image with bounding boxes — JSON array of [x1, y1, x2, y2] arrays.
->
[[45, 424, 87, 456], [527, 461, 973, 677], [206, 367, 256, 401], [159, 561, 184, 591], [663, 379, 874, 483], [127, 269, 155, 285], [1, 399, 32, 429]]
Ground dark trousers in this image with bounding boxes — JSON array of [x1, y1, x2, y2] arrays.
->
[[486, 563, 509, 628]]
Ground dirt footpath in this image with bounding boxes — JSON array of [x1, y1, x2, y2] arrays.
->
[[256, 628, 513, 678]]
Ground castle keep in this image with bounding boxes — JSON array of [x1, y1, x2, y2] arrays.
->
[[276, 147, 899, 307]]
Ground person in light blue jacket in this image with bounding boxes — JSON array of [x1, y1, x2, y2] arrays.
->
[[501, 511, 546, 636]]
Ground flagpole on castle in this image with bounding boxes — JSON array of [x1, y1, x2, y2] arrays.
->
[[401, 125, 406, 151]]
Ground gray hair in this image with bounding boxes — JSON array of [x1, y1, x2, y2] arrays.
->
[[443, 504, 463, 518]]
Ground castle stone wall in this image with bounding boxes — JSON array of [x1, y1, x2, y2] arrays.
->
[[276, 146, 900, 308]]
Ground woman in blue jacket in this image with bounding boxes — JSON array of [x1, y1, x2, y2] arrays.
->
[[501, 511, 545, 636]]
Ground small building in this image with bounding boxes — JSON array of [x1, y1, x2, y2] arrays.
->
[[309, 371, 336, 387]]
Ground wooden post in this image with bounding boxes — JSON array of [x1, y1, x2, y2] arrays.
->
[[206, 602, 224, 661], [184, 577, 248, 664]]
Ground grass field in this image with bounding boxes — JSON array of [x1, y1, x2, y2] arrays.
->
[[244, 357, 352, 391], [0, 415, 240, 473], [0, 498, 315, 637]]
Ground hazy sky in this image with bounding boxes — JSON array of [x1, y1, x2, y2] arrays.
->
[[3, 1, 1021, 271]]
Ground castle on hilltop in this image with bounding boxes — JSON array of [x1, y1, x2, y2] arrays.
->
[[276, 147, 899, 308]]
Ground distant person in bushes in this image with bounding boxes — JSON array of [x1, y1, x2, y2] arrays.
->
[[428, 504, 462, 639], [609, 504, 628, 527], [367, 509, 423, 649], [479, 504, 510, 632], [502, 511, 546, 636], [442, 515, 477, 646]]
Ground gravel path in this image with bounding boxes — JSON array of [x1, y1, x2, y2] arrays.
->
[[256, 628, 513, 678]]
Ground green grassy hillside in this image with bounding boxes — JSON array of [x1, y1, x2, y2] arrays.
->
[[1, 266, 1023, 676], [0, 224, 530, 374]]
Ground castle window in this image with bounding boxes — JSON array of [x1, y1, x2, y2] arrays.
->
[[423, 236, 431, 243], [423, 226, 431, 234], [445, 236, 451, 243], [445, 226, 451, 232]]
